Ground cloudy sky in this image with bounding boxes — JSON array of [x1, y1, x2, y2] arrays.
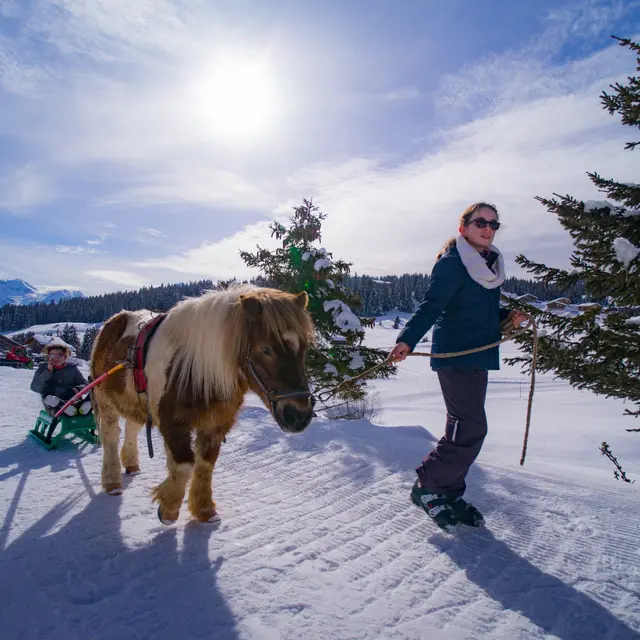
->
[[0, 0, 639, 294]]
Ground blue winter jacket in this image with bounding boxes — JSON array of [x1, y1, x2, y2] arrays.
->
[[396, 244, 510, 370]]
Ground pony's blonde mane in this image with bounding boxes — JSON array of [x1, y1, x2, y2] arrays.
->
[[163, 285, 314, 403]]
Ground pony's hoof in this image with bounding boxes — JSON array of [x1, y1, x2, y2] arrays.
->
[[125, 465, 141, 475], [157, 505, 178, 526], [197, 511, 221, 524], [104, 484, 123, 495]]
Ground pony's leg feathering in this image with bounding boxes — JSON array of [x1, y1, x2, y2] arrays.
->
[[188, 429, 223, 523], [100, 405, 123, 495], [152, 427, 194, 524], [121, 419, 144, 475]]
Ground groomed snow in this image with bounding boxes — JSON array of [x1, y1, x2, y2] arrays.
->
[[1, 320, 639, 639]]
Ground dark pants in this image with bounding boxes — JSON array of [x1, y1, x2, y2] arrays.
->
[[416, 368, 488, 498]]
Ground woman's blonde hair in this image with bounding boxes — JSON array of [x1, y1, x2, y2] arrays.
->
[[436, 202, 499, 260]]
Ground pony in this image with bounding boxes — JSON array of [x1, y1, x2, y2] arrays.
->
[[90, 285, 316, 524]]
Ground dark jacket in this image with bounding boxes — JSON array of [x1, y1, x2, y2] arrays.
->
[[396, 245, 510, 370], [30, 362, 87, 401]]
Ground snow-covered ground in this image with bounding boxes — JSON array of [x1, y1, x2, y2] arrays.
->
[[1, 321, 639, 639]]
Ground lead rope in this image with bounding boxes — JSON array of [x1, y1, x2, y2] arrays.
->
[[318, 314, 538, 466]]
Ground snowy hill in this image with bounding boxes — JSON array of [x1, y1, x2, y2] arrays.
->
[[6, 321, 100, 343], [0, 279, 84, 306], [0, 323, 639, 639]]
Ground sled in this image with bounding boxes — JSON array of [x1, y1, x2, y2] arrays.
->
[[28, 409, 99, 450]]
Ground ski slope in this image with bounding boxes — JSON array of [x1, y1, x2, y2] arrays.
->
[[1, 321, 639, 640]]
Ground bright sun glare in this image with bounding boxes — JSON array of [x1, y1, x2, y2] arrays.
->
[[194, 56, 274, 140]]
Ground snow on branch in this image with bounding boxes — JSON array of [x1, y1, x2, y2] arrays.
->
[[323, 300, 362, 332], [613, 237, 640, 269]]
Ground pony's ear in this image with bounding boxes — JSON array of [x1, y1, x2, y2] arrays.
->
[[294, 291, 309, 310], [240, 295, 263, 321]]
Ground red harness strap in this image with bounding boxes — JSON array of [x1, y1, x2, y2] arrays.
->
[[132, 314, 167, 394]]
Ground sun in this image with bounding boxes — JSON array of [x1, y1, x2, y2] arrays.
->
[[192, 55, 274, 140]]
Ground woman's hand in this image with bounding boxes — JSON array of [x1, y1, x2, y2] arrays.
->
[[389, 342, 411, 362], [509, 310, 529, 328]]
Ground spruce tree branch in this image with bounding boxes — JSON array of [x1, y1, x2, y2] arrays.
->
[[599, 442, 634, 483]]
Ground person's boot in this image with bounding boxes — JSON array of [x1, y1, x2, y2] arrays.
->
[[63, 404, 78, 416], [410, 479, 458, 533], [78, 400, 92, 415], [449, 497, 485, 527]]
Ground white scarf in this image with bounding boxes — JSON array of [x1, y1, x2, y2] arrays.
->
[[455, 235, 505, 289]]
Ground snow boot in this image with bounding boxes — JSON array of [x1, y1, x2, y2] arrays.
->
[[449, 497, 485, 528], [410, 480, 458, 533], [78, 400, 92, 415]]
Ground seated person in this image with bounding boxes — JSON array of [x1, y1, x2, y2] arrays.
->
[[30, 339, 92, 416]]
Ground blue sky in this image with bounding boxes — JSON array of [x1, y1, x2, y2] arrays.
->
[[0, 0, 639, 294]]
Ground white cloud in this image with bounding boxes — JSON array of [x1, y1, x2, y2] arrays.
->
[[0, 0, 638, 293], [100, 167, 275, 210], [140, 37, 639, 280], [0, 1, 283, 210], [85, 270, 149, 288], [0, 165, 53, 213], [377, 87, 420, 102], [33, 283, 83, 292], [139, 228, 164, 237], [55, 245, 99, 255], [437, 27, 638, 123], [133, 220, 277, 280], [282, 100, 633, 276]]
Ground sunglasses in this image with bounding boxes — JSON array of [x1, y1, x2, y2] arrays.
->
[[48, 353, 66, 359], [468, 217, 501, 231]]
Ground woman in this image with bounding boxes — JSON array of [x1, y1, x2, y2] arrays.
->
[[390, 203, 526, 533]]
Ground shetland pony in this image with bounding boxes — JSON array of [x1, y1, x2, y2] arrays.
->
[[90, 286, 315, 524]]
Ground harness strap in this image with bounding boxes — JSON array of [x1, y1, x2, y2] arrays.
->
[[132, 314, 167, 394], [129, 313, 167, 458], [246, 358, 315, 416]]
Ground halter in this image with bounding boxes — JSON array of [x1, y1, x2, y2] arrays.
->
[[245, 357, 316, 416]]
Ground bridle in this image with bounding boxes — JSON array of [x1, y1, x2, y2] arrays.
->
[[245, 356, 316, 417]]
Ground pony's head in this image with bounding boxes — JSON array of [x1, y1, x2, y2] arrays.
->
[[240, 288, 316, 433]]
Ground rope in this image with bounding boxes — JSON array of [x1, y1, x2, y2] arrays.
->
[[318, 314, 538, 466]]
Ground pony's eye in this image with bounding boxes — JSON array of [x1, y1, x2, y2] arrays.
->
[[261, 346, 272, 357]]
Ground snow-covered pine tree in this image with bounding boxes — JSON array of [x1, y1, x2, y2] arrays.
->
[[508, 37, 640, 479], [11, 330, 34, 345], [60, 324, 80, 352], [79, 325, 100, 361], [240, 198, 394, 407]]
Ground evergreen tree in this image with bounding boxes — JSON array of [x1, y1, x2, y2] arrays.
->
[[11, 330, 34, 345], [79, 325, 100, 361], [240, 198, 394, 406], [0, 271, 588, 333], [510, 37, 640, 479], [61, 324, 81, 351]]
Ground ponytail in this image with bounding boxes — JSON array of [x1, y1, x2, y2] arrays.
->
[[436, 238, 456, 260]]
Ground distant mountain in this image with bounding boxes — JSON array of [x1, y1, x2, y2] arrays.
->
[[0, 279, 85, 306]]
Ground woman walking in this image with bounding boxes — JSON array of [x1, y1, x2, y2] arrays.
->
[[390, 203, 526, 533]]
